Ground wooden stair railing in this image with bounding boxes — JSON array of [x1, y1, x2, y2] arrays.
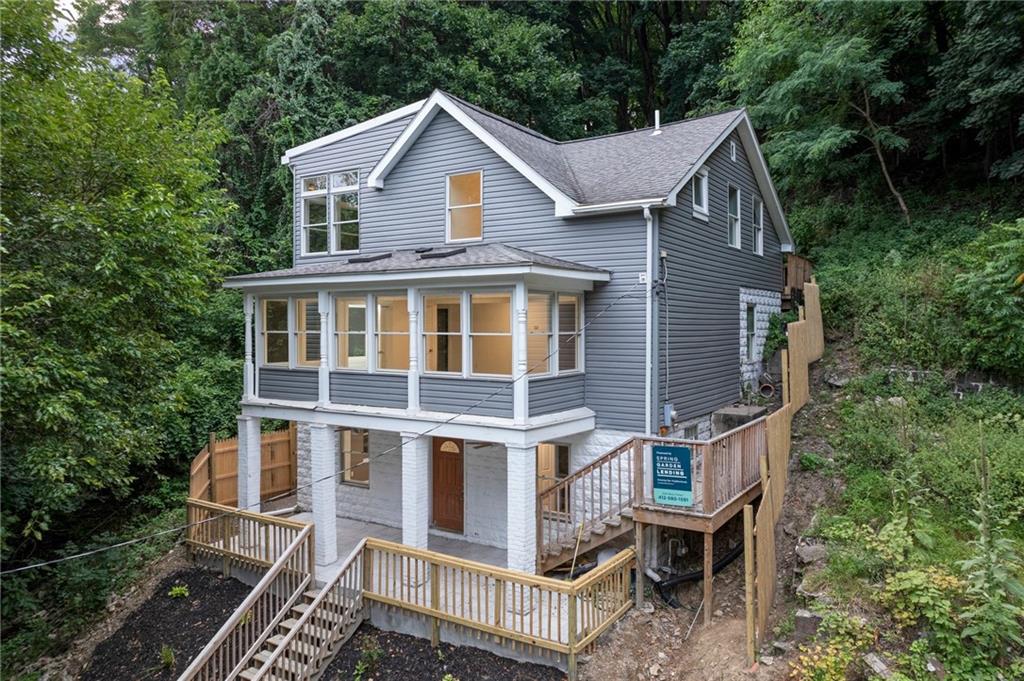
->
[[536, 438, 635, 569], [179, 502, 315, 681]]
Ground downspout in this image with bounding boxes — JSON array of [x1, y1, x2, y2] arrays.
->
[[644, 205, 655, 436]]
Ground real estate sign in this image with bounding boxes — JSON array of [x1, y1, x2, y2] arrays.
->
[[651, 445, 693, 507]]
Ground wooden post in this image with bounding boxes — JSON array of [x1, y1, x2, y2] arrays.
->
[[362, 548, 374, 620], [632, 437, 642, 504], [288, 421, 298, 491], [744, 505, 756, 666], [781, 348, 790, 406], [634, 521, 645, 609], [703, 531, 714, 626], [702, 445, 715, 514], [430, 563, 440, 647], [207, 432, 217, 503], [567, 592, 578, 681]]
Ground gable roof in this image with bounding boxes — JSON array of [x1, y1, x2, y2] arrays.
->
[[290, 90, 792, 249]]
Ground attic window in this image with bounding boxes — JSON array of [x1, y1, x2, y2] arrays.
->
[[730, 140, 737, 162], [447, 171, 483, 241], [692, 167, 709, 218]]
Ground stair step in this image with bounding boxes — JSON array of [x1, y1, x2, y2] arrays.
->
[[240, 666, 289, 681], [591, 524, 607, 536], [620, 507, 634, 519], [304, 589, 322, 601], [279, 617, 333, 642], [604, 517, 622, 528], [254, 650, 307, 675]]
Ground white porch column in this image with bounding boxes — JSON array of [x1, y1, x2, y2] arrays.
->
[[317, 291, 330, 406], [401, 432, 430, 549], [243, 294, 256, 400], [407, 287, 420, 411], [513, 281, 529, 425], [237, 415, 261, 511], [309, 423, 338, 566], [506, 444, 537, 573]]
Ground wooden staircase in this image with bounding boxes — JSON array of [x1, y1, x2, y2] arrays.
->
[[537, 439, 638, 573]]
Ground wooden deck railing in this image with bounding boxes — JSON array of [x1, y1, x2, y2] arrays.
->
[[180, 500, 314, 681]]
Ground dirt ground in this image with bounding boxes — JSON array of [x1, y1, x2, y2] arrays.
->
[[321, 625, 564, 681], [582, 361, 839, 681]]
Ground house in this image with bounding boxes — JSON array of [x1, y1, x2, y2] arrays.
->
[[223, 90, 793, 577]]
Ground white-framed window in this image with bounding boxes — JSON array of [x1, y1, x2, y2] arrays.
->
[[746, 304, 756, 360], [691, 167, 709, 217], [262, 299, 289, 366], [682, 425, 698, 440], [335, 296, 368, 370], [727, 185, 741, 248], [423, 294, 463, 374], [446, 171, 483, 242], [295, 298, 321, 367], [730, 140, 737, 161], [557, 294, 582, 373], [752, 196, 764, 256], [338, 427, 369, 486], [300, 170, 359, 255], [470, 292, 512, 376], [527, 293, 553, 375], [375, 295, 409, 372]]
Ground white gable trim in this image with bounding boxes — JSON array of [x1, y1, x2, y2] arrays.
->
[[280, 100, 426, 165], [665, 111, 794, 252], [367, 91, 579, 217]]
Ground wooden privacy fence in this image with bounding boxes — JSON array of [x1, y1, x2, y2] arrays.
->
[[745, 279, 823, 664], [183, 499, 634, 681], [189, 423, 297, 507]]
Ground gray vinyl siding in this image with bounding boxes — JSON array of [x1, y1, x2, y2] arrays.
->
[[330, 372, 407, 409], [420, 376, 513, 418], [528, 373, 586, 416], [258, 367, 318, 401], [657, 130, 784, 421]]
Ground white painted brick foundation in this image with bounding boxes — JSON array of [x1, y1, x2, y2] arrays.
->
[[506, 445, 537, 573], [401, 433, 430, 549], [739, 287, 782, 388], [309, 423, 338, 565], [237, 416, 261, 512]]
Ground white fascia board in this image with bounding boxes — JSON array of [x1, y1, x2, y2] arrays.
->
[[223, 263, 610, 291], [240, 398, 595, 447], [571, 197, 667, 215], [664, 112, 744, 207], [366, 91, 579, 217], [280, 100, 426, 165]]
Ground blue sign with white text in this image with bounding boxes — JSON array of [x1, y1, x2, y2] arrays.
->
[[651, 445, 693, 507]]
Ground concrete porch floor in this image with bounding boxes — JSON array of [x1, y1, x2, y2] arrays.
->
[[288, 512, 508, 585]]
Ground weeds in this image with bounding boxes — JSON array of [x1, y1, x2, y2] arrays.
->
[[167, 584, 190, 599], [352, 635, 383, 681], [159, 644, 175, 669]]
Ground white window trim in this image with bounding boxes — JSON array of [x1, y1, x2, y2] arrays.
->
[[727, 184, 742, 249], [332, 293, 371, 372], [752, 196, 764, 256], [745, 304, 757, 361], [526, 292, 555, 377], [299, 170, 361, 257], [421, 287, 516, 379], [420, 290, 466, 377], [555, 293, 584, 376], [691, 167, 709, 221], [338, 426, 370, 488], [373, 292, 410, 375], [730, 140, 737, 162], [257, 295, 321, 370], [445, 170, 484, 243]]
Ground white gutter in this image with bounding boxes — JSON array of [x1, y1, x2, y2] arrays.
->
[[571, 197, 667, 215], [643, 205, 655, 436]]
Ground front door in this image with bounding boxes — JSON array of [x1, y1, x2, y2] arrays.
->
[[432, 438, 464, 533]]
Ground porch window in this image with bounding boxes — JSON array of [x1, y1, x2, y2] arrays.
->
[[447, 171, 482, 241], [470, 292, 511, 376], [335, 297, 367, 369], [339, 427, 369, 486], [262, 299, 289, 365], [295, 298, 320, 367], [728, 185, 741, 248], [557, 294, 581, 372], [423, 294, 462, 373], [527, 293, 552, 374], [752, 196, 764, 256], [376, 295, 409, 371]]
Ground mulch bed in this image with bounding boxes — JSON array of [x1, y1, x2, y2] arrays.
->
[[78, 567, 250, 681], [322, 625, 565, 681]]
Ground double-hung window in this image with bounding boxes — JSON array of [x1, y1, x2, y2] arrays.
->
[[557, 295, 581, 372], [423, 294, 462, 373], [727, 185, 741, 248], [692, 167, 709, 217], [527, 294, 552, 374], [300, 170, 360, 255], [335, 297, 368, 369], [376, 295, 409, 371], [752, 196, 764, 256], [746, 304, 756, 360], [447, 171, 483, 241], [295, 298, 320, 367], [470, 293, 511, 376], [338, 427, 369, 486], [262, 299, 289, 365]]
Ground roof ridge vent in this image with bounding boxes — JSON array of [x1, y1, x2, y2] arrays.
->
[[651, 110, 662, 136]]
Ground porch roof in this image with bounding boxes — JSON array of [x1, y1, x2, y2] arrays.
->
[[223, 243, 610, 290]]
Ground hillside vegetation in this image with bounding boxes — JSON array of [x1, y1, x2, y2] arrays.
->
[[1, 0, 1022, 677]]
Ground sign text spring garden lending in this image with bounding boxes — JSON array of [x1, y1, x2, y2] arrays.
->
[[651, 445, 693, 507]]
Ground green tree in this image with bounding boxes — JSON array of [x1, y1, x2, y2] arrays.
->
[[0, 0, 232, 552]]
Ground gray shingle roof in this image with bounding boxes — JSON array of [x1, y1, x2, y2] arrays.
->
[[225, 243, 607, 284], [444, 92, 743, 205]]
